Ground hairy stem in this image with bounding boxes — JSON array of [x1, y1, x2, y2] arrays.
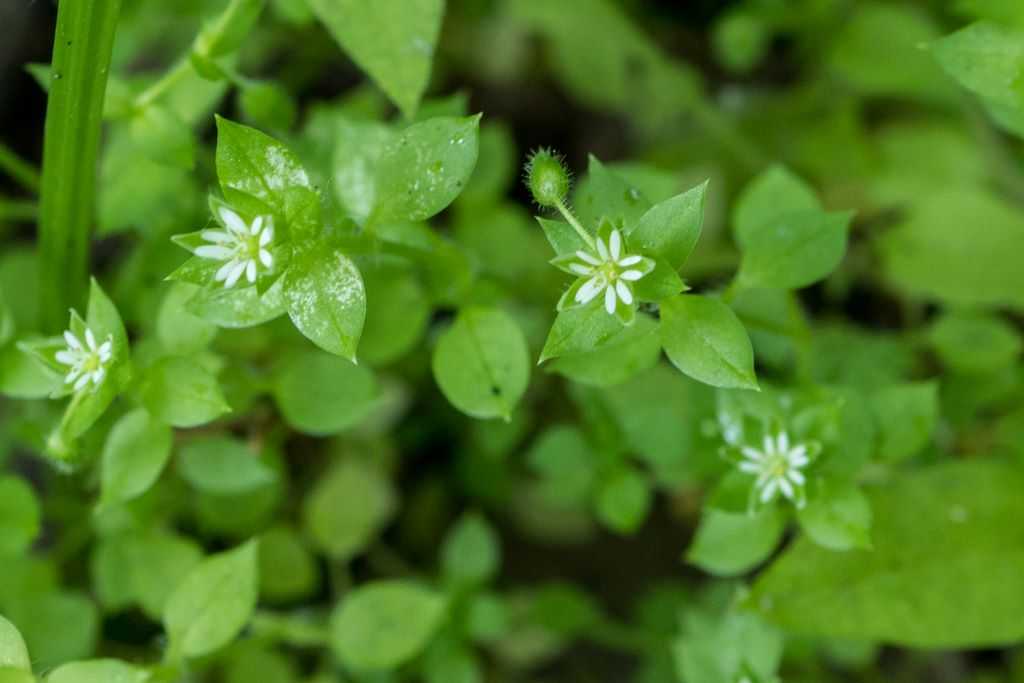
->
[[38, 0, 123, 331], [556, 199, 596, 250]]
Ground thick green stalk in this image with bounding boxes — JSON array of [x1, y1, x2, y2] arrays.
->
[[38, 0, 122, 331]]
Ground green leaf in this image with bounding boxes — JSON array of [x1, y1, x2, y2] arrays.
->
[[752, 461, 1024, 647], [540, 299, 626, 362], [308, 0, 444, 118], [178, 436, 278, 495], [130, 104, 195, 169], [537, 217, 588, 256], [139, 356, 230, 428], [374, 115, 481, 223], [441, 513, 501, 586], [595, 467, 651, 534], [626, 181, 707, 269], [0, 616, 29, 672], [157, 282, 218, 354], [432, 307, 530, 420], [574, 155, 650, 231], [329, 581, 447, 671], [732, 165, 820, 247], [0, 477, 40, 557], [527, 426, 596, 506], [273, 349, 378, 436], [164, 540, 259, 659], [3, 591, 97, 671], [869, 381, 938, 462], [258, 526, 319, 603], [660, 295, 758, 390], [214, 116, 315, 227], [46, 659, 149, 683], [0, 668, 34, 683], [877, 188, 1024, 309], [687, 507, 787, 577], [358, 263, 430, 367], [100, 409, 173, 506], [674, 610, 783, 683], [0, 342, 60, 399], [283, 245, 366, 361], [736, 210, 852, 290], [549, 313, 661, 387], [185, 278, 287, 329], [302, 460, 397, 561], [931, 21, 1024, 118], [92, 530, 203, 620], [796, 480, 872, 551], [928, 311, 1022, 374]]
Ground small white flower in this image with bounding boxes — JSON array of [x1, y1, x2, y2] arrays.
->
[[737, 431, 810, 507], [55, 327, 113, 391], [565, 228, 650, 314], [196, 207, 275, 288]]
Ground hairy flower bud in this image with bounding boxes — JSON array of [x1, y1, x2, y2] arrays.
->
[[524, 148, 570, 208]]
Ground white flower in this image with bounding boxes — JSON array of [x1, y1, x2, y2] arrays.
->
[[562, 228, 651, 314], [737, 431, 810, 507], [55, 327, 113, 391], [196, 207, 275, 288]]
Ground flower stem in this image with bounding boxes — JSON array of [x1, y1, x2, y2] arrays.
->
[[38, 0, 123, 332], [0, 142, 40, 193], [555, 199, 596, 250]]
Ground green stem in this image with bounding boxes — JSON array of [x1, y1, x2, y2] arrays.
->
[[133, 58, 191, 110], [38, 0, 123, 331], [556, 199, 596, 250], [0, 198, 38, 222], [0, 143, 41, 193]]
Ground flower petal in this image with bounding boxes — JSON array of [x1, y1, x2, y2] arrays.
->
[[64, 331, 82, 349], [85, 328, 97, 350], [215, 260, 236, 282], [778, 477, 794, 500], [219, 207, 248, 235], [569, 263, 592, 276], [618, 254, 642, 267], [609, 229, 622, 261], [760, 480, 778, 503], [787, 470, 805, 486], [741, 446, 763, 461], [777, 431, 790, 453], [92, 367, 106, 385], [615, 280, 633, 305], [196, 245, 234, 260], [259, 222, 274, 246], [246, 260, 257, 282], [224, 260, 247, 288], [576, 276, 604, 304], [250, 215, 263, 235], [55, 350, 76, 365], [620, 269, 645, 281], [74, 373, 90, 391], [738, 461, 761, 474], [259, 249, 273, 268], [576, 250, 600, 265], [604, 284, 616, 314], [200, 230, 233, 244], [595, 235, 609, 261]]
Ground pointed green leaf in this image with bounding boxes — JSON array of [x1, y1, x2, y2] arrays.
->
[[660, 295, 758, 390], [100, 409, 173, 505], [736, 210, 852, 290], [626, 181, 707, 268], [329, 581, 447, 671], [282, 246, 366, 361], [432, 307, 530, 420], [374, 115, 481, 223], [164, 540, 259, 658], [308, 0, 444, 118]]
